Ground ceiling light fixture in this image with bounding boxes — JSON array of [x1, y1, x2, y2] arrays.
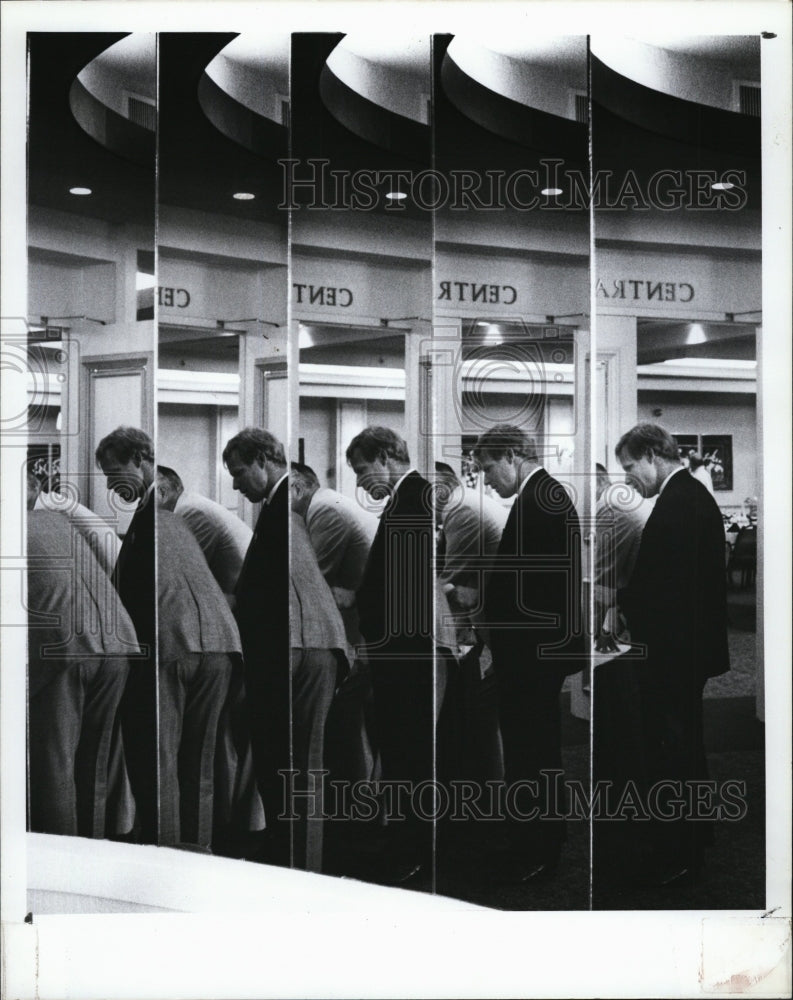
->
[[233, 192, 255, 200], [69, 186, 92, 196], [386, 191, 407, 200], [711, 181, 735, 191], [685, 323, 707, 345], [541, 187, 563, 196]]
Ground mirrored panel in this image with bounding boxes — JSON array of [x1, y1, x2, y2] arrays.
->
[[156, 32, 288, 856], [26, 33, 156, 844], [290, 33, 434, 884], [590, 34, 763, 908], [432, 34, 591, 908]]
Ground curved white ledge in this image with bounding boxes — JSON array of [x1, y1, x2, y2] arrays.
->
[[27, 834, 483, 915]]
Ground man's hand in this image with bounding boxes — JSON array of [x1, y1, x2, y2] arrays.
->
[[595, 630, 620, 654], [332, 586, 356, 610]]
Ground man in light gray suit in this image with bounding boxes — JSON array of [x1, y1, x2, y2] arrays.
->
[[289, 461, 378, 648], [289, 511, 349, 872], [434, 461, 508, 634], [434, 462, 509, 784], [156, 510, 240, 850], [156, 466, 262, 849], [290, 461, 379, 784], [27, 471, 139, 838], [156, 465, 252, 597]]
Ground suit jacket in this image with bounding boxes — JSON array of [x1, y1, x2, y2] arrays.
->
[[620, 468, 729, 683], [290, 513, 348, 658], [27, 511, 139, 692], [174, 491, 252, 596], [484, 467, 583, 673], [356, 470, 434, 660], [36, 492, 121, 578], [439, 486, 508, 591], [304, 487, 378, 648], [234, 476, 289, 665], [157, 510, 241, 662], [113, 490, 156, 658], [305, 487, 378, 591], [594, 489, 653, 628]]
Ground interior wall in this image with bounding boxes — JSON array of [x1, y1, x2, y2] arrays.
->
[[158, 403, 218, 500], [298, 397, 335, 484], [637, 390, 757, 507]]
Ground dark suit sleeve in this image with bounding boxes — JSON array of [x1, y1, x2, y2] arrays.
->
[[485, 471, 583, 671], [235, 484, 289, 662], [622, 475, 729, 682], [357, 473, 434, 657]]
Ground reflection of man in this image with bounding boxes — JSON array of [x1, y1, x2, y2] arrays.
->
[[156, 466, 251, 597], [97, 427, 238, 849], [223, 428, 290, 863], [433, 462, 508, 782], [290, 462, 378, 783], [289, 511, 349, 871], [474, 425, 583, 881], [347, 426, 434, 884], [96, 426, 157, 841], [289, 461, 378, 646], [593, 463, 652, 644], [26, 472, 137, 838], [434, 461, 508, 632], [616, 423, 729, 884], [155, 465, 260, 848], [36, 488, 121, 577]]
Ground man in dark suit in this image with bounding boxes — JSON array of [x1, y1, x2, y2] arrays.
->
[[616, 423, 730, 885], [96, 426, 158, 842], [473, 424, 583, 882], [346, 426, 435, 884], [97, 427, 238, 850], [223, 428, 290, 864]]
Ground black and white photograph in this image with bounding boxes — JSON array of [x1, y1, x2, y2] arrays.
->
[[1, 2, 790, 998]]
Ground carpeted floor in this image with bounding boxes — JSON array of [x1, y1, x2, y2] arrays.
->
[[324, 584, 765, 910]]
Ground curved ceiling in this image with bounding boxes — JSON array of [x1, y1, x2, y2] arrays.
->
[[591, 35, 760, 112], [291, 34, 430, 219], [76, 34, 156, 113], [317, 35, 431, 163], [205, 33, 290, 123], [434, 33, 588, 193], [68, 35, 156, 168], [29, 33, 155, 225], [158, 33, 287, 224], [446, 36, 587, 122], [590, 36, 761, 209], [325, 35, 430, 124]]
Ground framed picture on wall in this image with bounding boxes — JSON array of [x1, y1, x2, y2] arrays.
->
[[672, 433, 699, 462], [702, 434, 733, 491], [672, 432, 734, 492]]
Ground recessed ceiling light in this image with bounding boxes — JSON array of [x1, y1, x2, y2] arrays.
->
[[711, 181, 734, 191], [541, 188, 563, 196], [69, 186, 92, 196], [233, 192, 255, 200], [386, 191, 407, 200]]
